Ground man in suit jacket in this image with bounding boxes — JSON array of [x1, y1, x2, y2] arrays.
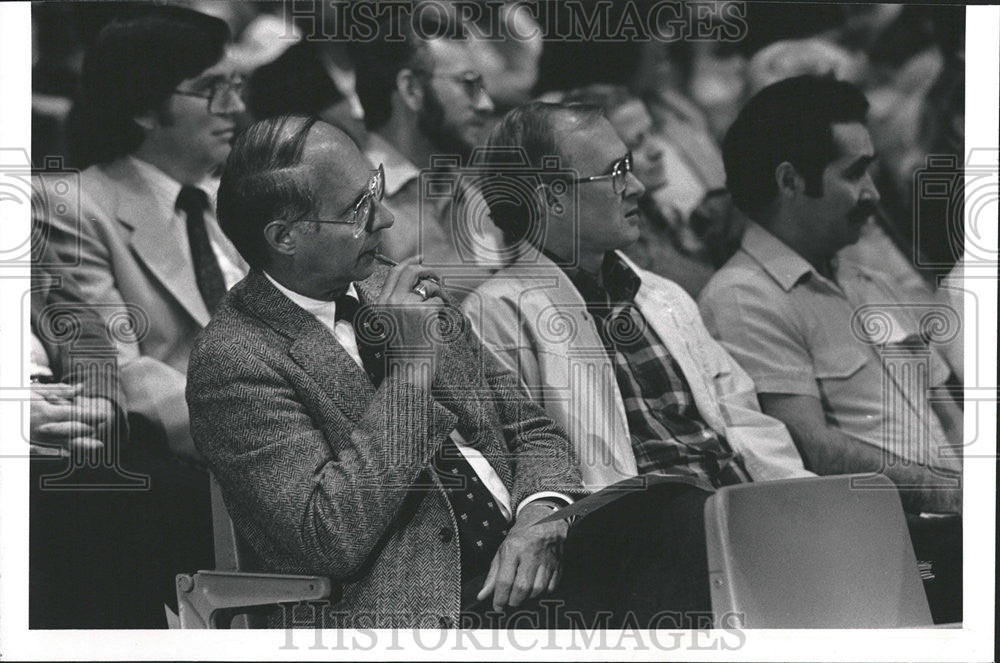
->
[[464, 102, 813, 490], [30, 7, 248, 626], [34, 7, 248, 460], [187, 115, 717, 629]]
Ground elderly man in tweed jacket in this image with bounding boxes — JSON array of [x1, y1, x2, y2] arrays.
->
[[185, 115, 587, 628]]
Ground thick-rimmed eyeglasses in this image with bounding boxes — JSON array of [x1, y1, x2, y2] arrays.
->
[[414, 69, 488, 101], [297, 164, 385, 237], [172, 74, 247, 115], [572, 152, 633, 196]]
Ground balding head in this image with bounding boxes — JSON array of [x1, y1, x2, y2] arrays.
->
[[218, 115, 366, 270]]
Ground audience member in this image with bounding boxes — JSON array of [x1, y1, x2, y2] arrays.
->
[[465, 102, 812, 490], [464, 0, 543, 112], [701, 75, 962, 512], [351, 3, 504, 284], [187, 114, 721, 629], [33, 6, 248, 626], [698, 75, 962, 621]]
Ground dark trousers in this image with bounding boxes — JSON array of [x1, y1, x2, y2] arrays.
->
[[459, 483, 713, 629], [29, 447, 214, 629], [906, 513, 962, 624]]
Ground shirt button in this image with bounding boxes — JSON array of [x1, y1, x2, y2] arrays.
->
[[439, 615, 453, 628], [438, 527, 453, 543]]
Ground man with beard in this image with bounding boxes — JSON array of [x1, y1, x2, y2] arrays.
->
[[352, 2, 503, 294], [698, 76, 963, 621]]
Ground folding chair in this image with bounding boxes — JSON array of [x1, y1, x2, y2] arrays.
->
[[704, 473, 934, 628], [165, 475, 332, 628]]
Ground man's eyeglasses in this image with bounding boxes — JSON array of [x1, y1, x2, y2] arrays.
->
[[297, 164, 385, 237], [414, 69, 488, 101], [572, 152, 633, 196], [172, 74, 247, 115]]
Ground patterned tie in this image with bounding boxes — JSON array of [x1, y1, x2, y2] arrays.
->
[[177, 186, 227, 314], [337, 291, 508, 583]]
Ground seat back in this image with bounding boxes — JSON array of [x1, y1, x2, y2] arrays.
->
[[210, 474, 258, 573], [704, 474, 933, 628]]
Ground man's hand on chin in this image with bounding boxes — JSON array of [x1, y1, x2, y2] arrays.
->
[[476, 500, 569, 612]]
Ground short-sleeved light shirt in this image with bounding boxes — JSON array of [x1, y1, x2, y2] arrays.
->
[[698, 222, 958, 473]]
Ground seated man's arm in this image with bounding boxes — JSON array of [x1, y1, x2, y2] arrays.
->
[[470, 329, 583, 610], [759, 393, 961, 515], [187, 337, 459, 578], [31, 270, 126, 453], [34, 179, 196, 459]]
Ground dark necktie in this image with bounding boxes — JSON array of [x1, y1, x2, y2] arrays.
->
[[177, 186, 227, 314], [336, 291, 508, 583]]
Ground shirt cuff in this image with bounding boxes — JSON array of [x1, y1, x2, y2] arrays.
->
[[515, 491, 574, 518]]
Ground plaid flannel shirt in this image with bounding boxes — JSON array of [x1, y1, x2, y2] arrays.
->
[[563, 252, 750, 487]]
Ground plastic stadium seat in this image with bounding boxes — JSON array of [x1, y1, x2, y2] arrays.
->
[[704, 473, 934, 628]]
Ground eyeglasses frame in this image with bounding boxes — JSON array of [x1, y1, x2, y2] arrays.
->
[[571, 151, 634, 196], [172, 74, 248, 115], [295, 163, 386, 236]]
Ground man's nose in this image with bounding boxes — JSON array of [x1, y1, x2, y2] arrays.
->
[[860, 173, 880, 205], [474, 87, 495, 114], [646, 139, 663, 163], [626, 171, 645, 199], [371, 198, 395, 231]]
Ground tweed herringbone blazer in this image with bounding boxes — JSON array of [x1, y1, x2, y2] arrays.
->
[[186, 268, 582, 628]]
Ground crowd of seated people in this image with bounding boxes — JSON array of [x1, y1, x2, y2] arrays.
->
[[28, 0, 966, 629]]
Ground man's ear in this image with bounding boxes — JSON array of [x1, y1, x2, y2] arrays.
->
[[264, 220, 296, 257], [775, 161, 803, 200], [396, 68, 424, 113]]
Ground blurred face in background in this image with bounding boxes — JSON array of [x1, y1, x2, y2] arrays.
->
[[608, 100, 667, 191], [416, 39, 495, 158], [144, 54, 246, 175]]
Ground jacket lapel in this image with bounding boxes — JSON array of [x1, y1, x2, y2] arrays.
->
[[238, 270, 375, 420], [109, 160, 211, 327]]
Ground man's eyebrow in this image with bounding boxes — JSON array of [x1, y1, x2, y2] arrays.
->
[[844, 153, 877, 171]]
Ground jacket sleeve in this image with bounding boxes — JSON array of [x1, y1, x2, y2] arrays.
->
[[468, 325, 585, 506], [186, 333, 459, 578], [33, 174, 192, 456]]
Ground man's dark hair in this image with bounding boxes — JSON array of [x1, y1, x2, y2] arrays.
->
[[217, 115, 321, 270], [68, 6, 230, 167], [352, 1, 465, 131], [722, 74, 870, 221], [481, 102, 603, 245]]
